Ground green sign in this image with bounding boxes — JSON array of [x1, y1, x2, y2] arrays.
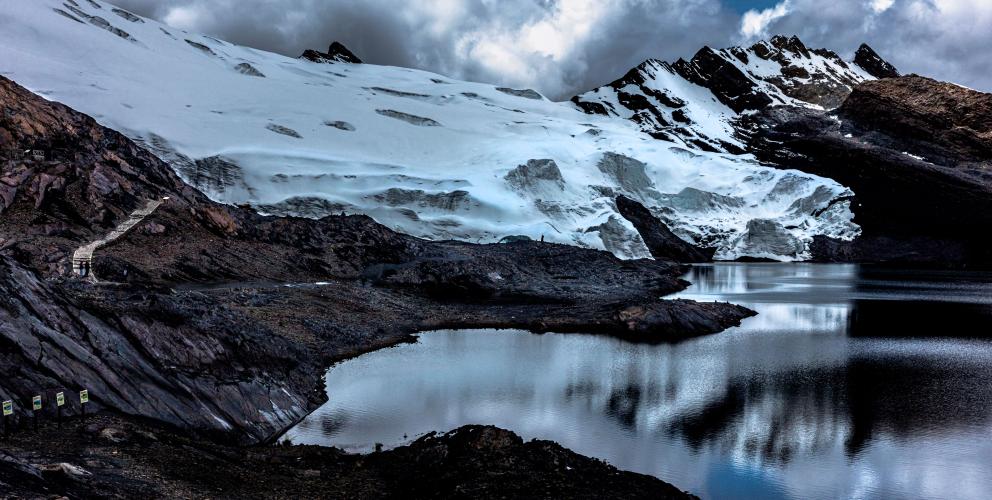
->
[[56, 392, 65, 407], [32, 395, 42, 411], [2, 400, 11, 416], [79, 389, 89, 404]]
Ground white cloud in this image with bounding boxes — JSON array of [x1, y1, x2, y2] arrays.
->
[[434, 0, 626, 96], [740, 0, 792, 39], [163, 5, 208, 30], [870, 0, 895, 13]]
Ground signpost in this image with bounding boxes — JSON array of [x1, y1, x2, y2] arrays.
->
[[56, 391, 65, 428], [32, 395, 41, 431], [79, 389, 89, 421], [2, 400, 11, 437]]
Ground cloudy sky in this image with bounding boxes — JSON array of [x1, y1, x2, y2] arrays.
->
[[109, 0, 992, 99]]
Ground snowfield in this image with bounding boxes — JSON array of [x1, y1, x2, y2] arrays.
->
[[0, 0, 861, 260]]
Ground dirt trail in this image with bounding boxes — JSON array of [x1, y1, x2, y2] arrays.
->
[[71, 198, 165, 279]]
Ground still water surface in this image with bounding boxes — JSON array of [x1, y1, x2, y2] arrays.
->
[[286, 264, 992, 499]]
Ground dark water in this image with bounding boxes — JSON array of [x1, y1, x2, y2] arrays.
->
[[286, 264, 992, 499]]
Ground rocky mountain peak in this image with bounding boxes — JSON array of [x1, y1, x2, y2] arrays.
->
[[853, 43, 899, 78], [572, 35, 884, 153], [768, 35, 811, 58], [300, 40, 362, 64]]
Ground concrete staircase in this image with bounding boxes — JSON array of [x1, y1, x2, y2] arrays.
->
[[72, 198, 166, 280]]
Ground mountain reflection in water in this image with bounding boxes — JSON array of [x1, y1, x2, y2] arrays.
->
[[286, 263, 992, 499]]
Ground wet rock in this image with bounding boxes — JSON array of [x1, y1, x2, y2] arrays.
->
[[615, 195, 714, 262]]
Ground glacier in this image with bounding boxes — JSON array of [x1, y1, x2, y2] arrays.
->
[[0, 0, 861, 260]]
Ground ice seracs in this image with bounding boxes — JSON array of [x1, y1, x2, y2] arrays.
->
[[0, 0, 865, 261]]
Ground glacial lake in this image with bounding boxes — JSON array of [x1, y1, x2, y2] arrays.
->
[[285, 263, 992, 499]]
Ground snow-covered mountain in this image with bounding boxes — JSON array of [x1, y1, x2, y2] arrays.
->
[[0, 0, 862, 260], [572, 36, 891, 153]]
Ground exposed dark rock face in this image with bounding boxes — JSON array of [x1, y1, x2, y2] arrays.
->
[[63, 4, 135, 41], [0, 257, 319, 444], [616, 195, 714, 262], [265, 123, 302, 138], [672, 46, 772, 113], [375, 108, 441, 126], [1, 74, 753, 452], [372, 187, 475, 211], [496, 87, 544, 100], [234, 62, 265, 77], [187, 155, 251, 195], [111, 7, 143, 23], [324, 120, 356, 131], [300, 41, 362, 64], [1, 416, 695, 499], [185, 39, 216, 56], [839, 75, 991, 167], [740, 75, 992, 264], [854, 44, 899, 78]]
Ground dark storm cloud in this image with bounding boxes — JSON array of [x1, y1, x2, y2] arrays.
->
[[108, 0, 991, 99]]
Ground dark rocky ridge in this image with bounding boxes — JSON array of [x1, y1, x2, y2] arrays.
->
[[0, 415, 693, 499], [300, 41, 362, 64], [0, 70, 752, 498], [740, 75, 992, 264], [853, 43, 900, 79], [571, 36, 897, 153], [615, 195, 714, 262]]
